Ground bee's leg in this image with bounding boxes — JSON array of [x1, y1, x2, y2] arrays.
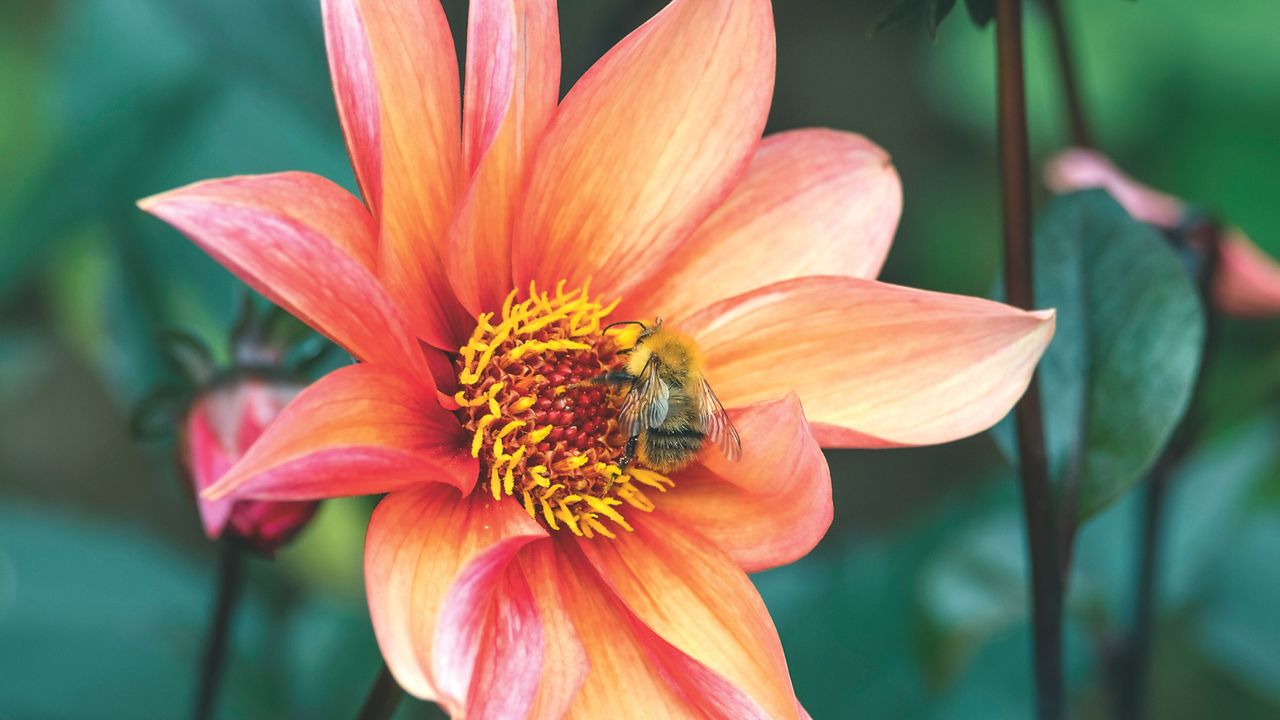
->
[[618, 434, 639, 471]]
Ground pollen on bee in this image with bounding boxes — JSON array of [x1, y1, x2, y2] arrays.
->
[[452, 282, 672, 536]]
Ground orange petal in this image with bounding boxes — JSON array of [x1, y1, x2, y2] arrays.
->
[[576, 514, 801, 719], [512, 0, 775, 300], [1043, 148, 1184, 229], [365, 486, 546, 701], [203, 363, 474, 502], [432, 538, 544, 719], [449, 0, 560, 314], [1213, 229, 1280, 316], [517, 543, 589, 719], [683, 276, 1055, 448], [621, 129, 902, 320], [322, 0, 471, 349], [521, 541, 703, 719], [662, 394, 831, 573], [138, 173, 426, 376]]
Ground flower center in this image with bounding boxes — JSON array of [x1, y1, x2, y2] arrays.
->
[[453, 282, 674, 538]]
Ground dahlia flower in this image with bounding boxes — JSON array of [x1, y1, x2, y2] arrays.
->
[[140, 0, 1053, 716], [1045, 147, 1280, 316]]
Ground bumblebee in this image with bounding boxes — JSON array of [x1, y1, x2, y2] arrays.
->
[[599, 318, 742, 473]]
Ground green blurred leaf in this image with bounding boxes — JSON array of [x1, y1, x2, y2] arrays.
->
[[1196, 512, 1280, 702], [995, 190, 1205, 524]]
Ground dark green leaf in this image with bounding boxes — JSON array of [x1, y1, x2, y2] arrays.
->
[[995, 190, 1206, 524], [963, 0, 995, 27], [870, 0, 929, 36], [929, 0, 959, 38]]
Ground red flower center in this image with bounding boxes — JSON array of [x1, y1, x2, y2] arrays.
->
[[453, 282, 673, 537]]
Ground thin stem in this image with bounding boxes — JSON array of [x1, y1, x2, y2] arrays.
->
[[996, 0, 1066, 718], [1114, 225, 1222, 720], [357, 663, 405, 720], [194, 538, 245, 720], [1042, 0, 1093, 147]]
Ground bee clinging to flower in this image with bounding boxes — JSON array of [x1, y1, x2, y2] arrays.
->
[[594, 318, 742, 473]]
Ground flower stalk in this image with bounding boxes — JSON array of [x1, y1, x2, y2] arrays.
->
[[996, 0, 1066, 717], [356, 663, 405, 720], [194, 538, 245, 720], [1042, 0, 1093, 148]]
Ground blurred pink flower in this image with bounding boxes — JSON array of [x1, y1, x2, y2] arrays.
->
[[1045, 148, 1280, 316], [183, 376, 318, 555]]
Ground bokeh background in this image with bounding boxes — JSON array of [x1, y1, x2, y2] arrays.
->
[[2, 0, 1279, 717]]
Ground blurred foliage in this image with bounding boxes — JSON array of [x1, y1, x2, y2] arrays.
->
[[2, 0, 1280, 718]]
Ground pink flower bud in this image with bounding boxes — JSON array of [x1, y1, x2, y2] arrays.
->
[[182, 376, 318, 554], [1045, 148, 1280, 317]]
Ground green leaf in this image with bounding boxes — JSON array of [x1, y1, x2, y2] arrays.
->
[[995, 190, 1206, 524], [929, 0, 959, 38], [870, 0, 929, 36], [1196, 512, 1280, 702]]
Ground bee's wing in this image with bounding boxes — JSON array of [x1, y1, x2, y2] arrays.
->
[[696, 377, 742, 461], [618, 358, 670, 437]]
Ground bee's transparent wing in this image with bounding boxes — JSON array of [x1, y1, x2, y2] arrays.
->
[[619, 359, 670, 437], [696, 377, 742, 461]]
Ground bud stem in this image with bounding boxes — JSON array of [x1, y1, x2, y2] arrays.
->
[[356, 663, 405, 720], [194, 538, 245, 720]]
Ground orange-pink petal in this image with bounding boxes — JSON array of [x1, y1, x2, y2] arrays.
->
[[661, 394, 831, 573], [522, 541, 705, 719], [512, 0, 775, 301], [621, 129, 902, 321], [322, 0, 471, 349], [684, 276, 1055, 448], [365, 486, 546, 701], [138, 173, 426, 376], [1043, 148, 1184, 229], [432, 538, 544, 719], [1213, 229, 1280, 316], [517, 543, 589, 719], [202, 363, 475, 502], [577, 513, 801, 720], [449, 0, 561, 315]]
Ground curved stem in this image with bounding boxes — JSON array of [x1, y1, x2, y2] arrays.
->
[[194, 538, 245, 720], [1114, 226, 1222, 719], [356, 663, 405, 720], [996, 0, 1066, 718], [1043, 0, 1093, 147]]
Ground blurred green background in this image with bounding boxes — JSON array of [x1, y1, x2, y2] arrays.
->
[[2, 0, 1279, 718]]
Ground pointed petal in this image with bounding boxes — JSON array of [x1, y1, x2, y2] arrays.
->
[[1214, 229, 1280, 316], [577, 514, 800, 719], [365, 486, 546, 700], [322, 0, 471, 349], [684, 276, 1055, 448], [1043, 148, 1184, 229], [522, 542, 703, 719], [449, 0, 561, 314], [139, 173, 426, 375], [203, 364, 475, 501], [662, 395, 831, 573], [512, 0, 775, 299], [433, 538, 544, 719], [621, 129, 902, 320], [518, 544, 588, 719]]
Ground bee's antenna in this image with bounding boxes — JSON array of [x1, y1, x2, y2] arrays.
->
[[602, 320, 648, 333]]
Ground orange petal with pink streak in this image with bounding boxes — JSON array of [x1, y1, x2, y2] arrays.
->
[[683, 276, 1055, 448], [662, 394, 831, 573], [203, 364, 474, 502], [139, 173, 427, 376], [512, 0, 775, 302], [449, 0, 561, 315], [1214, 229, 1280, 316], [576, 513, 802, 719], [1043, 148, 1184, 229], [621, 129, 902, 321], [322, 0, 472, 349], [365, 486, 546, 701]]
